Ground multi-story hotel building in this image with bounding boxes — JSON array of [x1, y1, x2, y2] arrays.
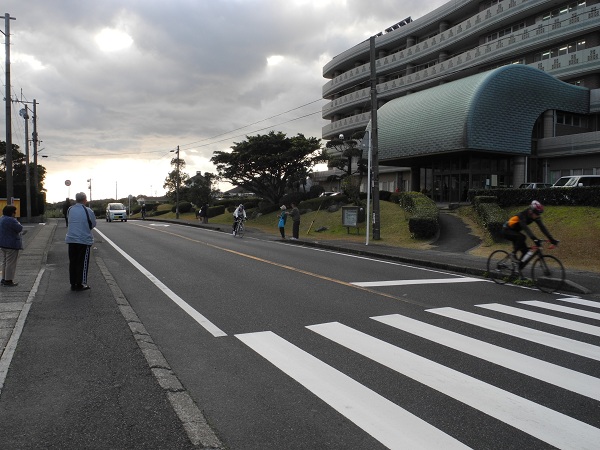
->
[[320, 0, 600, 202]]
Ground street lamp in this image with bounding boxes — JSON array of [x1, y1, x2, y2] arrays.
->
[[87, 178, 92, 202]]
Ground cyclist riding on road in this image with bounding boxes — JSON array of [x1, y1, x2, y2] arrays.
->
[[502, 200, 559, 269], [232, 204, 247, 235]]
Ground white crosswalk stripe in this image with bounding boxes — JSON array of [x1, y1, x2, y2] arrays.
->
[[427, 307, 600, 361], [518, 300, 600, 320], [477, 303, 600, 336], [236, 330, 469, 450], [237, 299, 600, 449], [371, 313, 600, 400]]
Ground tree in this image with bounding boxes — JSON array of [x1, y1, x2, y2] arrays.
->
[[322, 132, 368, 204], [211, 131, 323, 205], [0, 141, 47, 215], [163, 155, 189, 202], [183, 171, 218, 206]]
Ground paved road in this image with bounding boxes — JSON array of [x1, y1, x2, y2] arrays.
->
[[0, 218, 598, 449]]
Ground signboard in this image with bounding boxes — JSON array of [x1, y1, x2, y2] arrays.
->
[[0, 198, 21, 218], [65, 180, 71, 186], [342, 206, 365, 227]]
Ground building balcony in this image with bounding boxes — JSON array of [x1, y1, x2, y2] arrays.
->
[[323, 2, 599, 100]]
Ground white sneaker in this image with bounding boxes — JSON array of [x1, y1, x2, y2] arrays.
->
[[232, 231, 235, 235]]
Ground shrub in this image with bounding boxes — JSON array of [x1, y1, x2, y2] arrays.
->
[[208, 205, 225, 217], [309, 185, 325, 198], [397, 192, 439, 239], [473, 196, 508, 241], [172, 201, 193, 213], [281, 191, 309, 207], [379, 190, 392, 202], [300, 195, 348, 212]]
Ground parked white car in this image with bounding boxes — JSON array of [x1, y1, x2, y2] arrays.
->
[[552, 175, 600, 187], [106, 203, 128, 222]]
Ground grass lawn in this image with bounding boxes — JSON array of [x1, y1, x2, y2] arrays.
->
[[137, 202, 600, 273]]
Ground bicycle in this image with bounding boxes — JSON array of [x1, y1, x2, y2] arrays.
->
[[233, 218, 246, 238], [487, 241, 565, 293]]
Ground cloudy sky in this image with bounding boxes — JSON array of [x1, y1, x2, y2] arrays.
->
[[2, 0, 446, 203]]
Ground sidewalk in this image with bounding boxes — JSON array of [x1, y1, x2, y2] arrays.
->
[[0, 220, 221, 449], [0, 216, 597, 448]]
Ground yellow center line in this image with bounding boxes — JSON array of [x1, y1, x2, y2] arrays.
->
[[139, 224, 431, 308]]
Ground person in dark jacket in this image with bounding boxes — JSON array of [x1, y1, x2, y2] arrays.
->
[[502, 200, 558, 268], [288, 202, 301, 240], [62, 197, 71, 226], [0, 205, 23, 287]]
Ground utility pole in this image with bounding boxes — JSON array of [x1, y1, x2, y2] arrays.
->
[[369, 35, 381, 240], [32, 99, 39, 209], [3, 13, 16, 203]]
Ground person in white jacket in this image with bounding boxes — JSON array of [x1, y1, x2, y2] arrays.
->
[[65, 192, 96, 291], [232, 204, 246, 235]]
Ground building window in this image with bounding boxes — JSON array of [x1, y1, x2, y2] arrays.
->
[[534, 40, 586, 62], [556, 111, 588, 128], [485, 22, 525, 43]]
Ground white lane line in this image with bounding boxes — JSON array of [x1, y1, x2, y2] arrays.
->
[[308, 321, 600, 450], [236, 330, 469, 450], [476, 303, 600, 337], [94, 229, 227, 337], [0, 268, 45, 392], [352, 277, 483, 287], [555, 297, 600, 309], [518, 301, 600, 321], [427, 307, 600, 362], [372, 314, 600, 400]]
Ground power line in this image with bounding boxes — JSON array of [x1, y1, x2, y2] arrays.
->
[[179, 98, 325, 149]]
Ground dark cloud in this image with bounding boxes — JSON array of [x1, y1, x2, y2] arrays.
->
[[2, 0, 446, 201]]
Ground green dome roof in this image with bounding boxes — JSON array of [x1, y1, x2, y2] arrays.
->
[[374, 65, 589, 161]]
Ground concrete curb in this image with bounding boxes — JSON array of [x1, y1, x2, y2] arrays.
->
[[95, 256, 224, 449]]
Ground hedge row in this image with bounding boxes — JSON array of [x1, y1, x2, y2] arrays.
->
[[468, 186, 600, 207], [396, 192, 439, 239], [473, 196, 507, 241]]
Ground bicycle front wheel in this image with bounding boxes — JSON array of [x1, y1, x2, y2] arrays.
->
[[487, 250, 514, 285], [237, 223, 245, 238], [531, 255, 565, 293]]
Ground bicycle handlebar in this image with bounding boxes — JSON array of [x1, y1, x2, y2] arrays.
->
[[531, 239, 559, 250]]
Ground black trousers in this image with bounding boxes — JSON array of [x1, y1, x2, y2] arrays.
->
[[68, 243, 91, 287], [502, 228, 527, 257], [292, 221, 300, 239]]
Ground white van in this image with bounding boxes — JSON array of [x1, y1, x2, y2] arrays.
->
[[552, 175, 600, 187], [106, 203, 128, 222]]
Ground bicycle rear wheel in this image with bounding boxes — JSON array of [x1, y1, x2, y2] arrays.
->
[[487, 250, 514, 285], [531, 255, 565, 293]]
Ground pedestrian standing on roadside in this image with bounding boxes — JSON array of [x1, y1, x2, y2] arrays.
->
[[62, 197, 71, 226], [0, 205, 23, 287], [288, 202, 301, 240], [278, 205, 287, 239], [65, 192, 96, 291]]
